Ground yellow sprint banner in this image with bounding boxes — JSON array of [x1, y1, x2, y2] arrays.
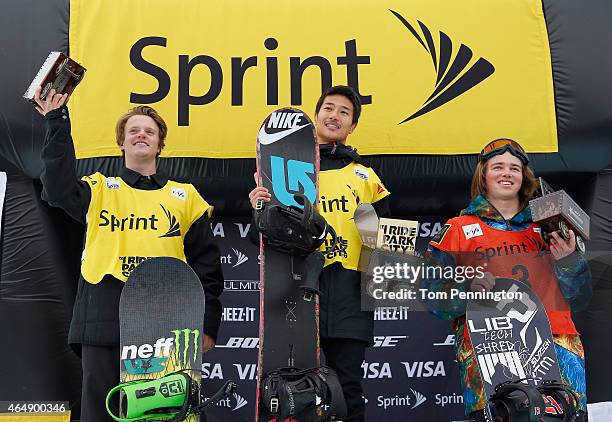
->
[[69, 0, 556, 158]]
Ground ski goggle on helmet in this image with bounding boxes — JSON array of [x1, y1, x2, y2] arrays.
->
[[480, 138, 529, 165]]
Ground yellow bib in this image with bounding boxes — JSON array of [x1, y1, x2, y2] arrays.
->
[[80, 173, 212, 283], [318, 163, 390, 270]]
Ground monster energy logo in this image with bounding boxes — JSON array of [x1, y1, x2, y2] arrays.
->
[[172, 329, 200, 367]]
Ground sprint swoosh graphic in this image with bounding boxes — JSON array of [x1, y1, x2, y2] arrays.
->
[[257, 123, 311, 145]]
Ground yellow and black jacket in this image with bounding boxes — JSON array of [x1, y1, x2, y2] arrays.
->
[[40, 107, 223, 346], [317, 143, 390, 343]]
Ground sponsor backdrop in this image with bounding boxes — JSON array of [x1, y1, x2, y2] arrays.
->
[[202, 217, 467, 421], [2, 1, 612, 420], [68, 0, 556, 158]]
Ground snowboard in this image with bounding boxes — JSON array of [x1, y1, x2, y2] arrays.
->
[[119, 257, 205, 421], [255, 107, 320, 422], [466, 278, 563, 418]]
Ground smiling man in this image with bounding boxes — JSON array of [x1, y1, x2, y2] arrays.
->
[[249, 85, 390, 422], [34, 88, 223, 422], [425, 139, 591, 421]]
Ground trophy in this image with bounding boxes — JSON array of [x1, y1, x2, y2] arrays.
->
[[529, 178, 590, 253], [23, 52, 86, 103]]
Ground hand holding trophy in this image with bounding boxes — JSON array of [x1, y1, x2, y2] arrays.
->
[[530, 177, 590, 254], [23, 51, 86, 113], [33, 87, 68, 116]]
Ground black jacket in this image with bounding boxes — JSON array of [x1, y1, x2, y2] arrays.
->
[[40, 107, 224, 347], [317, 143, 390, 344]]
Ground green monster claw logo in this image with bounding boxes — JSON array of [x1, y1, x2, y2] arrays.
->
[[171, 328, 200, 367]]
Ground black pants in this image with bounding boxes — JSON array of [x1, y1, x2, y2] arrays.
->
[[321, 337, 367, 422], [81, 344, 119, 422]]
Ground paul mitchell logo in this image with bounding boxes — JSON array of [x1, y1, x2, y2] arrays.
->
[[390, 10, 495, 123], [224, 280, 260, 291]]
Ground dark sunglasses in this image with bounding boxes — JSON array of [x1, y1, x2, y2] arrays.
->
[[480, 138, 529, 165]]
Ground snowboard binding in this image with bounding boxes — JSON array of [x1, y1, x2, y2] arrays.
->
[[254, 193, 336, 257], [254, 193, 337, 302], [106, 370, 236, 422], [489, 378, 580, 422], [261, 365, 347, 422], [299, 251, 325, 302]]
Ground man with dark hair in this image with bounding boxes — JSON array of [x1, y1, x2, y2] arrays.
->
[[249, 85, 389, 421], [34, 88, 224, 422], [314, 85, 362, 124]]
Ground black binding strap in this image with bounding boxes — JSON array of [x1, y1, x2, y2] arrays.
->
[[262, 366, 347, 421], [317, 366, 347, 420], [538, 380, 580, 422], [254, 194, 336, 256], [490, 379, 546, 422], [299, 251, 325, 301]]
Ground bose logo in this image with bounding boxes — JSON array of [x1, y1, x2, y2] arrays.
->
[[373, 335, 408, 348], [216, 337, 259, 349]]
